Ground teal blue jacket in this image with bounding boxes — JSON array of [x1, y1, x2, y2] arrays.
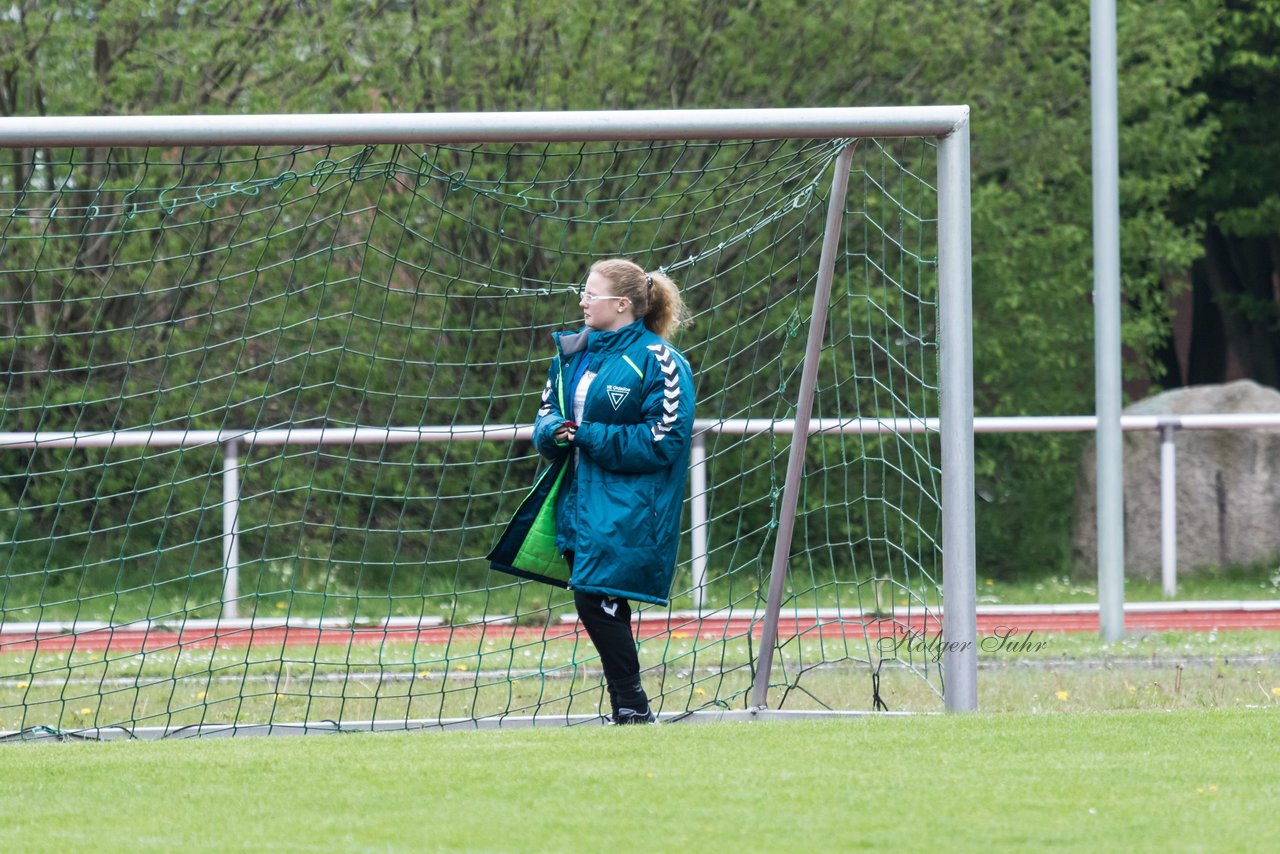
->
[[532, 319, 695, 605]]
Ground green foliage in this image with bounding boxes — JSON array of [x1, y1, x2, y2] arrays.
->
[[0, 0, 1226, 586], [1184, 0, 1280, 239], [919, 1, 1214, 575]]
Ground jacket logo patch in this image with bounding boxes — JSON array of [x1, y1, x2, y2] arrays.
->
[[606, 385, 631, 410]]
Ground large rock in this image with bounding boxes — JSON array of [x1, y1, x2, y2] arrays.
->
[[1072, 379, 1280, 580]]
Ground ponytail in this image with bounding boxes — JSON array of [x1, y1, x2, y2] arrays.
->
[[641, 270, 690, 339]]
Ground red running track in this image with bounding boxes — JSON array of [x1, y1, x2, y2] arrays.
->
[[4, 605, 1280, 654]]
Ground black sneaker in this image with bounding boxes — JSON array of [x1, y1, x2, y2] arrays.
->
[[611, 707, 656, 725]]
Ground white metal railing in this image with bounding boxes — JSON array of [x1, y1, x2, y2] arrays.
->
[[3, 412, 1279, 616], [693, 413, 1280, 605]]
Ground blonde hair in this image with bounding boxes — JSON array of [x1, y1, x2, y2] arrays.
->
[[590, 258, 690, 339]]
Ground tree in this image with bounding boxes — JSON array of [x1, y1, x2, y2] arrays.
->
[[0, 1, 1221, 583], [1164, 0, 1280, 389]]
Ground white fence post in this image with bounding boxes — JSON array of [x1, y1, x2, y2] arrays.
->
[[689, 432, 709, 612], [1159, 421, 1178, 598], [222, 438, 241, 620]]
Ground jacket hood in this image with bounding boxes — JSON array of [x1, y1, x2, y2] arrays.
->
[[553, 318, 648, 359]]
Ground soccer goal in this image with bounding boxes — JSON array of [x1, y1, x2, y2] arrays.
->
[[0, 108, 974, 739]]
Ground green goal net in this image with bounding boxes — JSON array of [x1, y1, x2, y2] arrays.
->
[[0, 112, 969, 738]]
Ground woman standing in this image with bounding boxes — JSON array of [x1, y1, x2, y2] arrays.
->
[[533, 258, 695, 724]]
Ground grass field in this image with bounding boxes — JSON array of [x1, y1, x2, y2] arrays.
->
[[976, 562, 1280, 605], [5, 566, 1279, 849], [5, 627, 1280, 735], [4, 629, 1278, 850], [2, 709, 1277, 852]]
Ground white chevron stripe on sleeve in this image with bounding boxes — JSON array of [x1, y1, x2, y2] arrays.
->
[[647, 344, 683, 442], [537, 379, 553, 416]]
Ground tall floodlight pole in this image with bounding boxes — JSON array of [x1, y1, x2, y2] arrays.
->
[[1091, 0, 1125, 641]]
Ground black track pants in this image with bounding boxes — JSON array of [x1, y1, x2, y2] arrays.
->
[[573, 590, 649, 713]]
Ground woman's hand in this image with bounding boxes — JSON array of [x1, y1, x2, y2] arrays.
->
[[553, 420, 577, 444]]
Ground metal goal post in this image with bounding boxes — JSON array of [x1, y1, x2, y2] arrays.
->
[[0, 107, 976, 714]]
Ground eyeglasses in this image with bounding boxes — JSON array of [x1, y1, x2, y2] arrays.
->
[[578, 290, 626, 302]]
